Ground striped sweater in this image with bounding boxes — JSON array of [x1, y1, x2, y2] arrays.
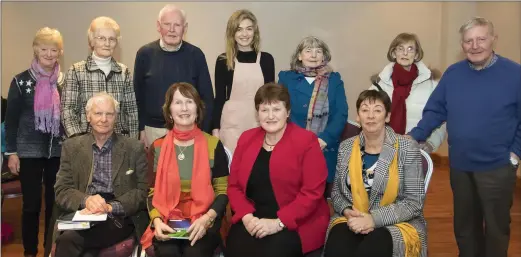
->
[[146, 133, 229, 222]]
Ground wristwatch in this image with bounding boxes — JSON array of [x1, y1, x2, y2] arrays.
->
[[277, 218, 285, 229], [510, 156, 519, 167]]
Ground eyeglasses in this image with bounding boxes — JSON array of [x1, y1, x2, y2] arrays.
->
[[395, 46, 416, 54], [94, 36, 117, 44]]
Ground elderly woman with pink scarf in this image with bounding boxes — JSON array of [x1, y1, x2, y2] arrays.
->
[[4, 27, 64, 257]]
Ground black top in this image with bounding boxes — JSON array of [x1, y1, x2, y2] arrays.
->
[[212, 51, 275, 130], [246, 148, 279, 219]]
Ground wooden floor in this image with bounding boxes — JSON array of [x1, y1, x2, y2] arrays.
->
[[1, 161, 521, 257]]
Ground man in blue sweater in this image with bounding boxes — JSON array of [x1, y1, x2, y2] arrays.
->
[[409, 17, 521, 257], [134, 4, 214, 146]]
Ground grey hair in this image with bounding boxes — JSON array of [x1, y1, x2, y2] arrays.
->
[[85, 92, 120, 115], [158, 4, 187, 24], [87, 16, 121, 50], [289, 36, 332, 71], [459, 16, 495, 38]]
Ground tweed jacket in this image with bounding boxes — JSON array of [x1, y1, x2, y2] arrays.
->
[[330, 126, 427, 257], [46, 134, 148, 256], [61, 56, 139, 138], [54, 133, 148, 217]]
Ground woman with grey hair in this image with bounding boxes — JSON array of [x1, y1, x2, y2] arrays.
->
[[369, 33, 445, 154], [278, 36, 348, 196], [61, 16, 139, 139], [5, 27, 65, 257]]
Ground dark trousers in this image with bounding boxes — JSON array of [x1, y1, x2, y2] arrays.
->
[[19, 157, 60, 255], [450, 164, 517, 257], [324, 223, 393, 257], [153, 219, 222, 257], [225, 222, 303, 257], [54, 218, 134, 257]]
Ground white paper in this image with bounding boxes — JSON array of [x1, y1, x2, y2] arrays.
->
[[72, 211, 107, 222]]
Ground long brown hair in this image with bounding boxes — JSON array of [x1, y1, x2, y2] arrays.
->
[[223, 9, 261, 71]]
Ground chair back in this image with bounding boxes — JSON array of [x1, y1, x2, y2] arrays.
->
[[341, 120, 361, 141], [224, 146, 232, 173], [419, 149, 434, 192]]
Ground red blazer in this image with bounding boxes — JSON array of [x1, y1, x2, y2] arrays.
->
[[227, 122, 330, 253]]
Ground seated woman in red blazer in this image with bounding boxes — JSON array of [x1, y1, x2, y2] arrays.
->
[[226, 82, 330, 257]]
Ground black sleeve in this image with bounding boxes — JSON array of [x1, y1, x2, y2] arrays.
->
[[209, 141, 229, 217], [5, 78, 23, 153], [212, 55, 230, 130], [260, 52, 276, 84], [194, 50, 214, 133], [133, 48, 147, 131]]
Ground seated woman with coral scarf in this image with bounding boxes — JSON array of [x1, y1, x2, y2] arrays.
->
[[324, 90, 427, 257], [140, 82, 229, 257]]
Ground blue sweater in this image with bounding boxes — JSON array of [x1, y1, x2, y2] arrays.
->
[[410, 56, 521, 171], [133, 40, 214, 132]]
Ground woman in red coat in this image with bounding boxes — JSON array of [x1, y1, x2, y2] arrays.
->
[[226, 82, 330, 257]]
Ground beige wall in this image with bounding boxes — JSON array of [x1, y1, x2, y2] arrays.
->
[[2, 2, 520, 156]]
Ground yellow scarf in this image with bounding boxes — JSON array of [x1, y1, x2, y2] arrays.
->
[[331, 136, 420, 257]]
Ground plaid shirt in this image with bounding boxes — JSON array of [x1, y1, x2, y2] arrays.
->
[[468, 52, 498, 70], [61, 56, 139, 139], [81, 135, 124, 215]]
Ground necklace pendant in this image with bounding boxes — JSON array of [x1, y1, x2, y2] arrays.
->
[[178, 153, 185, 161]]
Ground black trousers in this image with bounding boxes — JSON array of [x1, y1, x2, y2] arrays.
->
[[225, 222, 303, 257], [450, 164, 517, 257], [152, 218, 222, 257], [54, 218, 134, 257], [324, 223, 393, 257], [19, 157, 60, 255]]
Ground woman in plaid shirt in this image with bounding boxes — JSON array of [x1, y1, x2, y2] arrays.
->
[[61, 16, 139, 139]]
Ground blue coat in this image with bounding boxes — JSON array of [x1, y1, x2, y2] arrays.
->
[[278, 70, 348, 182]]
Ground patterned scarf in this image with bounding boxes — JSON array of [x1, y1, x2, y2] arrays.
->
[[296, 62, 331, 134], [31, 59, 61, 137]]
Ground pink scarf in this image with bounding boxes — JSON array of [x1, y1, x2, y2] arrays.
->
[[31, 59, 61, 137]]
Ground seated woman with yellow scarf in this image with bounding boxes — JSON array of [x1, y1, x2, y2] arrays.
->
[[324, 90, 427, 257]]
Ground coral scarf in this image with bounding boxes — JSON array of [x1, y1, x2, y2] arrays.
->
[[31, 59, 61, 137], [141, 127, 214, 249], [389, 63, 418, 134], [331, 136, 420, 257]]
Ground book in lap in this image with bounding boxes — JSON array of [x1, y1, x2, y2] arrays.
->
[[56, 211, 107, 231], [167, 219, 191, 240], [57, 212, 90, 231]]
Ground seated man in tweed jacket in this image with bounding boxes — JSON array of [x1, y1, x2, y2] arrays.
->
[[53, 92, 148, 256], [324, 90, 427, 257]]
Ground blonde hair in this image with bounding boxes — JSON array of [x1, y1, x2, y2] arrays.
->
[[459, 16, 495, 39], [32, 27, 63, 57], [87, 16, 121, 49], [386, 33, 424, 62], [85, 92, 120, 115], [290, 36, 332, 71], [223, 9, 260, 71]]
